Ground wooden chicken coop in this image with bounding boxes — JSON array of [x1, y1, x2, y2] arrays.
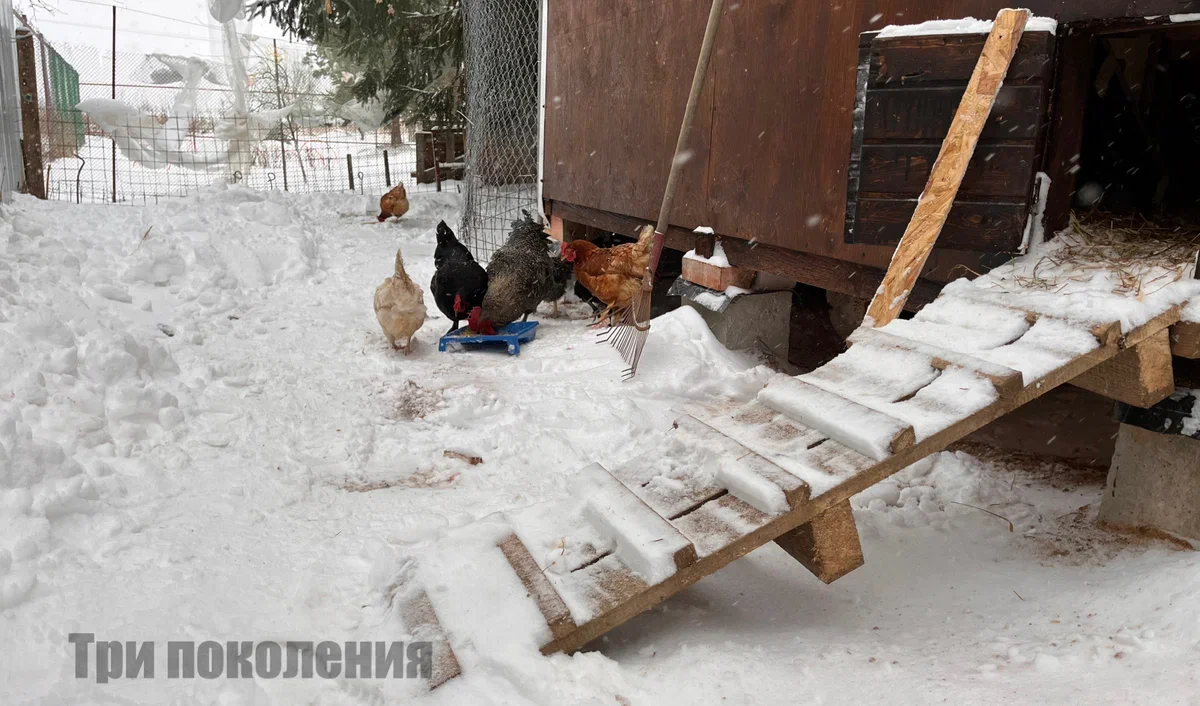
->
[[541, 1, 1200, 305]]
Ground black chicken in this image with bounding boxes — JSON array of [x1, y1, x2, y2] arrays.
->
[[430, 221, 488, 335], [470, 212, 569, 330]]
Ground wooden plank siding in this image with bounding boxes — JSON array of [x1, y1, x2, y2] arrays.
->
[[542, 0, 1200, 283]]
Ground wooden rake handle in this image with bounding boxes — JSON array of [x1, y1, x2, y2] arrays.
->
[[641, 0, 727, 290]]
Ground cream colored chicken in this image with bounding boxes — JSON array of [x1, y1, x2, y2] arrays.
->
[[374, 249, 427, 354]]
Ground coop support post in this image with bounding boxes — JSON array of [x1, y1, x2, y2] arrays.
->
[[773, 499, 864, 583], [865, 9, 1029, 327], [15, 17, 44, 199]]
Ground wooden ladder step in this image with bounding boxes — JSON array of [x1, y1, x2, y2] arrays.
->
[[877, 317, 1027, 354], [672, 493, 774, 558], [802, 340, 942, 404], [608, 451, 728, 521], [758, 377, 915, 462], [979, 316, 1113, 382], [674, 415, 812, 514], [540, 554, 650, 638], [848, 326, 1024, 396], [399, 590, 462, 690], [498, 534, 578, 641], [909, 294, 1033, 338], [701, 402, 876, 498], [574, 463, 698, 584]]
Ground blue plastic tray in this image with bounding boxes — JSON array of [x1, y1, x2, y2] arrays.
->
[[438, 321, 539, 356]]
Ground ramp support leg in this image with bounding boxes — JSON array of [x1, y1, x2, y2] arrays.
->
[[774, 499, 864, 583]]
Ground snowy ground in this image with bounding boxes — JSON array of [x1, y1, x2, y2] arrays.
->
[[2, 190, 1199, 705]]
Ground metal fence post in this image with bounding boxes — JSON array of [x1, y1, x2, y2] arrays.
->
[[383, 149, 390, 187], [346, 154, 354, 191]]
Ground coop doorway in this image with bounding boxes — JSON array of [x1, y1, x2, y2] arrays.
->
[[1073, 23, 1200, 224]]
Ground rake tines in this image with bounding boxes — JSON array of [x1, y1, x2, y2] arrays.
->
[[598, 290, 653, 380]]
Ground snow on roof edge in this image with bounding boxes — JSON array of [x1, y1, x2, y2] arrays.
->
[[876, 15, 1058, 39]]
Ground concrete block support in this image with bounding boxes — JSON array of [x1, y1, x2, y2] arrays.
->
[[1099, 424, 1200, 542], [684, 290, 791, 360]]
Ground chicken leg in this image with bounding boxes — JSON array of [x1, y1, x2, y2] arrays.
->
[[445, 320, 460, 336]]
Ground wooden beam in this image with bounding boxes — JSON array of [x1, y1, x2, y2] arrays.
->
[[15, 23, 45, 200], [1171, 320, 1200, 359], [773, 500, 864, 584], [548, 199, 943, 311], [866, 9, 1030, 327], [399, 591, 462, 690], [1071, 328, 1175, 408], [498, 534, 578, 641]]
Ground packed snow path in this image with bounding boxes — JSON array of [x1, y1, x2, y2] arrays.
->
[[2, 189, 1200, 704]]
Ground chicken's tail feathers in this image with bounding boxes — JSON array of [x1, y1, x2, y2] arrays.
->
[[635, 224, 656, 252], [393, 248, 406, 276]]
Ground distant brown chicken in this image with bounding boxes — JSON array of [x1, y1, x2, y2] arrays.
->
[[560, 225, 654, 325], [377, 183, 410, 222]]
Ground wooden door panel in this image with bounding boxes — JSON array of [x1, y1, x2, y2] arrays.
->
[[870, 31, 1054, 85], [852, 198, 1028, 250], [863, 85, 1046, 141], [845, 27, 1057, 254], [859, 144, 1037, 198]]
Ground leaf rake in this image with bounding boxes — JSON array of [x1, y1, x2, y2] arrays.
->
[[602, 0, 726, 379]]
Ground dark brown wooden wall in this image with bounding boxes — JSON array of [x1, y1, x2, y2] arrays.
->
[[846, 31, 1056, 253], [543, 0, 1200, 281]]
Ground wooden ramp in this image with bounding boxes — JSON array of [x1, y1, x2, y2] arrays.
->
[[402, 290, 1189, 685]]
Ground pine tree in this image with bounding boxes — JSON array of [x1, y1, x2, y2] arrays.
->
[[252, 0, 463, 129]]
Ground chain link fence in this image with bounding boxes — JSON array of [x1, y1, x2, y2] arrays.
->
[[18, 13, 462, 205], [460, 0, 541, 263]]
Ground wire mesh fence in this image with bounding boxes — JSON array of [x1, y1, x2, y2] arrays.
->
[[460, 0, 541, 263], [19, 12, 463, 206]]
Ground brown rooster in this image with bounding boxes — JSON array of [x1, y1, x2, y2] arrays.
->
[[377, 183, 410, 222], [560, 225, 654, 326]]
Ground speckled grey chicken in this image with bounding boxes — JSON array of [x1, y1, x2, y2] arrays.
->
[[470, 211, 571, 329]]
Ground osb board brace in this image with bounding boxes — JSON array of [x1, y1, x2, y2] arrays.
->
[[866, 9, 1030, 327]]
